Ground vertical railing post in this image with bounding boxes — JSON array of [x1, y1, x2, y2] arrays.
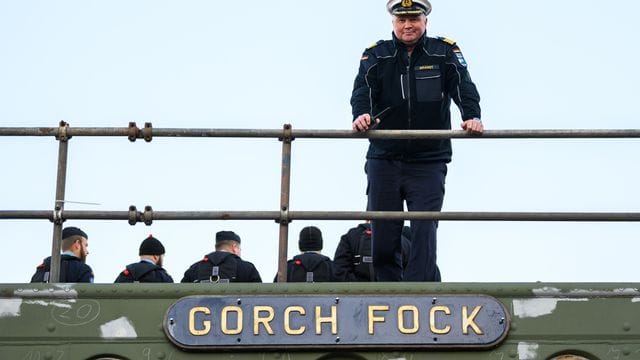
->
[[276, 124, 294, 283], [49, 121, 70, 283]]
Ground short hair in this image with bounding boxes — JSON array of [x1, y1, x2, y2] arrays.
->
[[61, 235, 85, 251], [215, 240, 239, 251]]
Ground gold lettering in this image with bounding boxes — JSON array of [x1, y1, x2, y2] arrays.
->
[[429, 306, 451, 335], [221, 306, 243, 335], [253, 306, 275, 335], [368, 305, 389, 335], [462, 305, 483, 335], [284, 306, 306, 335], [188, 307, 211, 336], [315, 305, 337, 334], [397, 305, 419, 334]]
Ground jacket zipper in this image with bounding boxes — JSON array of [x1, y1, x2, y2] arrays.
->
[[406, 52, 412, 129], [406, 52, 412, 152]]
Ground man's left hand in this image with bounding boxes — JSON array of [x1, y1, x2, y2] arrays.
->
[[461, 119, 484, 134]]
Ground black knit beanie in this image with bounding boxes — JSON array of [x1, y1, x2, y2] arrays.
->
[[139, 235, 165, 255], [299, 226, 323, 251]]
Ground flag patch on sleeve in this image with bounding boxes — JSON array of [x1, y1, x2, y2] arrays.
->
[[453, 48, 467, 67]]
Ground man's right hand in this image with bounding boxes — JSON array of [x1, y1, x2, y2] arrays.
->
[[352, 114, 380, 132]]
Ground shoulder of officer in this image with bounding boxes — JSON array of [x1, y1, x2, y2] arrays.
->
[[425, 36, 459, 55], [366, 40, 385, 50], [436, 36, 457, 46], [362, 39, 394, 59]]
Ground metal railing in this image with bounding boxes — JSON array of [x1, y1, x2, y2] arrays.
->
[[2, 122, 640, 282]]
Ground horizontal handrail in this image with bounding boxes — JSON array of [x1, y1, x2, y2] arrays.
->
[[4, 123, 640, 282], [2, 210, 640, 222], [2, 127, 640, 139]]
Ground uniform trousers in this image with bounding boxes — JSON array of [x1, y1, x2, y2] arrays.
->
[[367, 159, 446, 281]]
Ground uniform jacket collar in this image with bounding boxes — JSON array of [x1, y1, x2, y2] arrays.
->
[[391, 32, 428, 53]]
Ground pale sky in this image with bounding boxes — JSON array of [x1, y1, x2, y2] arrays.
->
[[1, 0, 639, 283]]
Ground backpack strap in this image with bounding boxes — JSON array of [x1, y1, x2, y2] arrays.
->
[[316, 257, 334, 282], [31, 261, 49, 283], [197, 253, 236, 283], [32, 256, 81, 283], [354, 226, 375, 281], [209, 263, 229, 284], [42, 262, 52, 283], [291, 254, 332, 283], [196, 256, 216, 283], [289, 256, 314, 283]]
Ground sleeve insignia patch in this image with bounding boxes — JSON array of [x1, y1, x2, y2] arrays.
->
[[453, 48, 467, 67], [361, 55, 369, 61]]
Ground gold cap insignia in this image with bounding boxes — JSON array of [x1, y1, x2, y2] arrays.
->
[[401, 0, 413, 8]]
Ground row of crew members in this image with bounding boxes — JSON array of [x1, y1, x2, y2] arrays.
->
[[30, 224, 416, 283]]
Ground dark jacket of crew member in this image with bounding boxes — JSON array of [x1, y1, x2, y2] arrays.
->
[[351, 34, 481, 162], [333, 223, 412, 281], [181, 231, 262, 283], [275, 226, 335, 283], [30, 226, 94, 283], [114, 235, 174, 283]]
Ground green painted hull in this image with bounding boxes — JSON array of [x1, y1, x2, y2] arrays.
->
[[1, 283, 639, 359]]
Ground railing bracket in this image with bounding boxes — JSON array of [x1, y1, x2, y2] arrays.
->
[[278, 124, 294, 143], [277, 206, 291, 224], [128, 122, 140, 142], [143, 122, 153, 142], [55, 121, 70, 142], [51, 205, 64, 225], [143, 205, 154, 225], [128, 205, 139, 225]]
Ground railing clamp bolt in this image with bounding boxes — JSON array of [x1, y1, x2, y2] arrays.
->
[[277, 206, 291, 224], [278, 124, 294, 143], [143, 122, 153, 142], [143, 205, 153, 225], [128, 205, 139, 225], [51, 205, 64, 225], [127, 122, 140, 142]]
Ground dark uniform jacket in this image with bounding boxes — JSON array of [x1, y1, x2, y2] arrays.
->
[[333, 223, 412, 282], [181, 251, 262, 283], [114, 261, 174, 283], [273, 252, 336, 283], [30, 255, 94, 283], [351, 34, 481, 162]]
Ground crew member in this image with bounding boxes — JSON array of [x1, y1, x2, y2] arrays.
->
[[114, 235, 174, 283], [181, 231, 262, 283], [31, 226, 94, 283]]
